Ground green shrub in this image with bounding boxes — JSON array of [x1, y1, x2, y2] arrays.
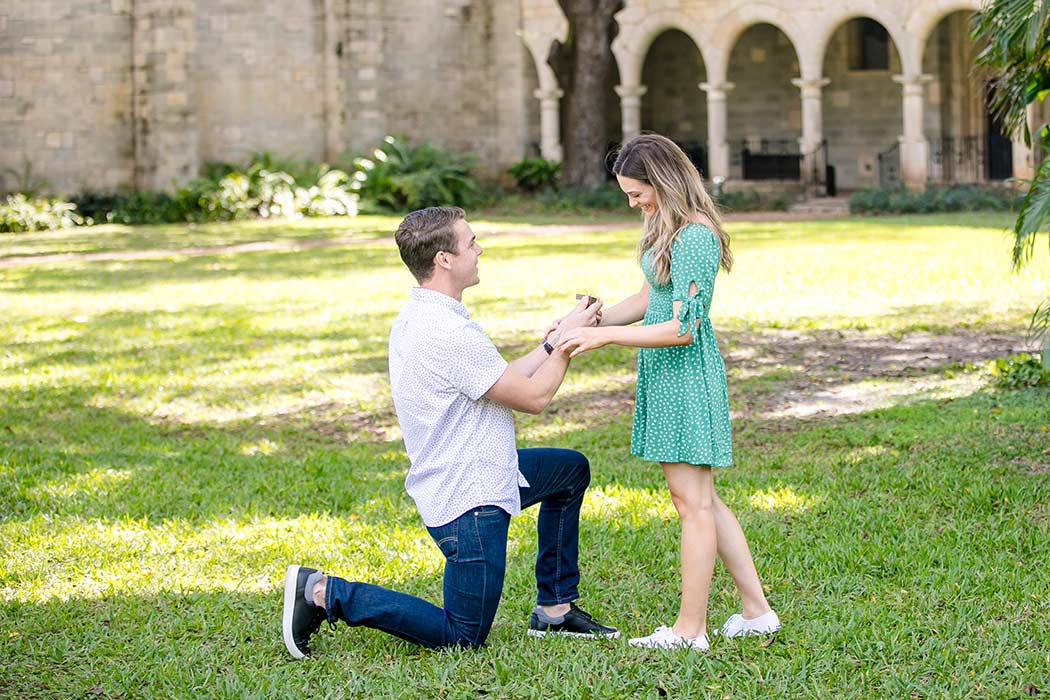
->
[[1, 155, 51, 198], [507, 157, 561, 192], [73, 188, 203, 225], [196, 161, 358, 221], [0, 194, 83, 232], [850, 185, 1021, 214], [351, 135, 478, 212], [713, 190, 794, 212], [990, 353, 1049, 389], [536, 185, 625, 211], [71, 157, 357, 225]]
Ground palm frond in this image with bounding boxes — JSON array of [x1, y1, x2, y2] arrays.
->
[[972, 0, 1050, 140], [1028, 295, 1050, 344], [1013, 146, 1050, 269]]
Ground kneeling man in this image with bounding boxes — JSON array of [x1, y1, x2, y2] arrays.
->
[[282, 206, 617, 655]]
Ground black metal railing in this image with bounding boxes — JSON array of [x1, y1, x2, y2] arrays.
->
[[878, 141, 901, 188], [679, 141, 709, 179], [803, 139, 833, 196], [929, 136, 985, 183], [733, 139, 802, 180]]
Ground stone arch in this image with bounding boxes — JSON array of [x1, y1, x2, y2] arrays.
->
[[612, 11, 708, 87], [714, 6, 807, 77], [813, 9, 912, 76], [921, 8, 1007, 182], [907, 0, 983, 68], [523, 38, 560, 94], [521, 40, 542, 157], [725, 22, 803, 179], [639, 29, 708, 170], [820, 16, 905, 189]]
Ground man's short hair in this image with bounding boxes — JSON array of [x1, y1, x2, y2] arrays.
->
[[394, 207, 466, 282]]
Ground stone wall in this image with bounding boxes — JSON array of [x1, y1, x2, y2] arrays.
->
[[193, 0, 328, 166], [821, 22, 904, 190], [2, 0, 1038, 196], [726, 23, 802, 180], [0, 0, 531, 194], [641, 29, 707, 148], [0, 1, 134, 194], [359, 0, 528, 172]]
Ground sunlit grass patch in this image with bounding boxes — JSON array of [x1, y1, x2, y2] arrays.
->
[[1, 213, 1048, 699], [748, 487, 821, 514]]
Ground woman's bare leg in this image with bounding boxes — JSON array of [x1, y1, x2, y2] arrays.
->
[[661, 462, 717, 639], [711, 494, 772, 619]]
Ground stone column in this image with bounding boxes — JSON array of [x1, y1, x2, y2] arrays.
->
[[615, 84, 647, 142], [534, 88, 564, 162], [893, 73, 933, 190], [1011, 103, 1039, 181], [345, 0, 385, 157], [132, 0, 200, 189], [700, 82, 734, 181], [792, 77, 831, 189], [320, 0, 346, 162]]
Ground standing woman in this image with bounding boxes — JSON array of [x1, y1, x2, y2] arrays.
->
[[556, 134, 779, 650]]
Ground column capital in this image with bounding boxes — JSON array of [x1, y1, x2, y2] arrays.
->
[[614, 84, 648, 100], [892, 73, 934, 94], [699, 82, 734, 99], [533, 88, 564, 101], [791, 77, 831, 92]]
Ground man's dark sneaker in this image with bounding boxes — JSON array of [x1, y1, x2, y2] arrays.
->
[[527, 603, 620, 639], [282, 565, 327, 659]]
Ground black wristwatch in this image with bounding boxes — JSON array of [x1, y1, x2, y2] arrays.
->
[[542, 339, 555, 355]]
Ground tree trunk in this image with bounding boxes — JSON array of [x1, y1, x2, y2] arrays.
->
[[551, 0, 623, 188]]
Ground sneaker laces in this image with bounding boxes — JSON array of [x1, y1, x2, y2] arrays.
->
[[568, 603, 593, 621]]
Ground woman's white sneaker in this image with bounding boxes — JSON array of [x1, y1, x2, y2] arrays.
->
[[718, 610, 780, 638], [628, 625, 709, 651]]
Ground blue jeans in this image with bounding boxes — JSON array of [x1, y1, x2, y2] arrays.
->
[[324, 448, 590, 648]]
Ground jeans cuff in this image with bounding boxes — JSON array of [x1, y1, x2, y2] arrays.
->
[[536, 595, 578, 607]]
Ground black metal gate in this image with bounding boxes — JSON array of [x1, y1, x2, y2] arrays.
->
[[985, 81, 1013, 180], [736, 140, 801, 180]]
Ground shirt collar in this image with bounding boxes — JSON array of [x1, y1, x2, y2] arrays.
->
[[410, 287, 471, 319]]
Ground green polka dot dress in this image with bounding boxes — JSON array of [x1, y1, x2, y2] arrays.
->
[[631, 223, 733, 467]]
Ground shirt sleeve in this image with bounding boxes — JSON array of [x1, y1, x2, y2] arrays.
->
[[670, 225, 718, 342], [441, 320, 509, 400]]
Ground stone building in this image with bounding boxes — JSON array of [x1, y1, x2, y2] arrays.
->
[[1, 0, 1045, 195]]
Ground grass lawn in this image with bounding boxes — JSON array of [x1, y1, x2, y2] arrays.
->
[[1, 212, 1048, 699]]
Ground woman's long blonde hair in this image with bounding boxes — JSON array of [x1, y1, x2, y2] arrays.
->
[[611, 133, 732, 285]]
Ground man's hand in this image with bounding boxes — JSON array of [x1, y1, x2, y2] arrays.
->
[[546, 296, 603, 344], [556, 327, 611, 358]]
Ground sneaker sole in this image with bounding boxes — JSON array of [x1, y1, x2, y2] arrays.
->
[[282, 565, 307, 660], [628, 639, 709, 651], [717, 625, 781, 638], [527, 628, 621, 639]]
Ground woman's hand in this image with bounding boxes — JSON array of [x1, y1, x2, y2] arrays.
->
[[556, 326, 611, 358], [545, 298, 603, 341]]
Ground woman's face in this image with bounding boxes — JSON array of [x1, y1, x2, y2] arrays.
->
[[616, 174, 658, 216]]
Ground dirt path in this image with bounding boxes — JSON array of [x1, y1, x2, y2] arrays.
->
[[545, 328, 1028, 428], [721, 328, 1027, 419], [0, 214, 839, 268]]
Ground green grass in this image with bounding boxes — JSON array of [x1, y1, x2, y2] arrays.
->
[[1, 213, 1048, 699]]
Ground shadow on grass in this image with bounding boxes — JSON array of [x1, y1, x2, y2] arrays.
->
[[0, 245, 405, 294], [3, 383, 1048, 699], [4, 368, 1047, 526], [0, 217, 398, 260]]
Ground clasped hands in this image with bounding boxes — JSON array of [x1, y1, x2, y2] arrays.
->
[[545, 295, 611, 359]]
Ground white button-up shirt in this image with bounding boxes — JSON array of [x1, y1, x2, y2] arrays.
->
[[388, 287, 528, 527]]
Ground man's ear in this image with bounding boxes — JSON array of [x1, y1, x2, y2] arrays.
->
[[433, 250, 452, 272]]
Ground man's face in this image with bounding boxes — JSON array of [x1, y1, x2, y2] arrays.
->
[[447, 219, 482, 288]]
